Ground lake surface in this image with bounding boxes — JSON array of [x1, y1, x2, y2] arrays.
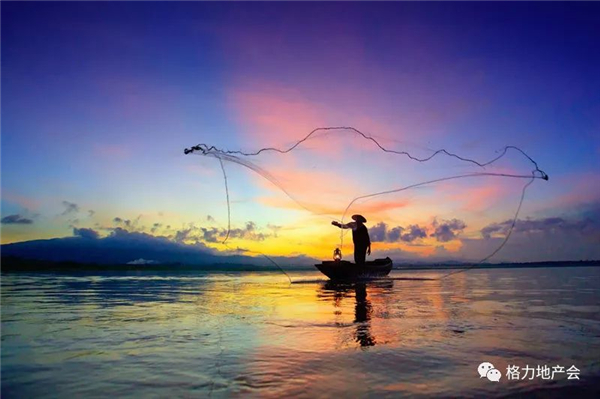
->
[[2, 267, 600, 398]]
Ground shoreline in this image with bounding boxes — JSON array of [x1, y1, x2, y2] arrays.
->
[[2, 256, 599, 273]]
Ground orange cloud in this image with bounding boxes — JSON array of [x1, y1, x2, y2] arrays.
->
[[257, 195, 412, 221], [433, 171, 528, 211], [228, 82, 410, 157], [451, 184, 504, 211], [248, 162, 361, 214]]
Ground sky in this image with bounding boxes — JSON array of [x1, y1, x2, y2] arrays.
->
[[2, 2, 600, 263]]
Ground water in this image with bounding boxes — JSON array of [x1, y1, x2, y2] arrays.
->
[[2, 267, 599, 398]]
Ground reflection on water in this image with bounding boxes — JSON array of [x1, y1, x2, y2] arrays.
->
[[2, 267, 600, 398], [354, 283, 376, 347], [319, 281, 396, 348]]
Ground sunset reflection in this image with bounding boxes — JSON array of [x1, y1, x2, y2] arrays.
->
[[3, 269, 599, 397]]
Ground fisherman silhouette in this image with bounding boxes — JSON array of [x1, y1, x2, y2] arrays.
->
[[331, 214, 371, 264]]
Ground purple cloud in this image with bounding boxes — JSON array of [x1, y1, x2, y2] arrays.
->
[[370, 222, 428, 243], [430, 219, 466, 242]]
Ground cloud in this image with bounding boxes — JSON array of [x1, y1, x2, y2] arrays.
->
[[1, 214, 34, 225], [370, 222, 428, 243], [200, 221, 269, 243], [449, 204, 600, 262], [481, 222, 509, 239], [61, 201, 79, 215], [255, 166, 361, 213], [174, 228, 193, 243], [435, 179, 513, 212], [370, 222, 387, 242], [229, 83, 327, 151], [430, 218, 466, 242], [401, 224, 428, 242], [111, 215, 143, 232], [266, 224, 282, 233], [150, 223, 162, 234], [198, 221, 271, 243], [201, 227, 221, 243], [461, 211, 600, 263], [386, 226, 403, 242], [73, 227, 99, 240], [481, 214, 600, 240], [229, 221, 268, 241]]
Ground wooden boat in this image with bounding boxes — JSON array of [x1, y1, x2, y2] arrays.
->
[[315, 257, 393, 281]]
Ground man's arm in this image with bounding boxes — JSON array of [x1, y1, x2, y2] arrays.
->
[[331, 221, 357, 229]]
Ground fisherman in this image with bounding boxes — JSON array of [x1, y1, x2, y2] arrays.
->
[[331, 214, 371, 264]]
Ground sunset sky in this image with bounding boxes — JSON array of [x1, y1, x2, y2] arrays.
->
[[2, 2, 599, 263]]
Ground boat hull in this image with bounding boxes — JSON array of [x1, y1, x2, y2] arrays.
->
[[315, 257, 393, 281]]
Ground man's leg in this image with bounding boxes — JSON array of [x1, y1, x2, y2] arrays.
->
[[354, 245, 367, 264]]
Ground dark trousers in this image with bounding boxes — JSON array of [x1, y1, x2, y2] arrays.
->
[[354, 245, 368, 264]]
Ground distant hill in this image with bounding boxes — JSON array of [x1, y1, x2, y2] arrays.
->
[[1, 230, 597, 272], [0, 230, 318, 268], [0, 256, 315, 272]]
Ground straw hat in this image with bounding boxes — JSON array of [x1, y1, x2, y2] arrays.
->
[[351, 214, 367, 223]]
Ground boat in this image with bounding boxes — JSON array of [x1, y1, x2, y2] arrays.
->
[[315, 257, 393, 281]]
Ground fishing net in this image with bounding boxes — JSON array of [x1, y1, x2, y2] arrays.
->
[[184, 127, 548, 280]]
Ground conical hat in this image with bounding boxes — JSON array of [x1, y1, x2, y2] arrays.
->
[[351, 214, 367, 223]]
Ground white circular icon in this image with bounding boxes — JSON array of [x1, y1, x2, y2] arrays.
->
[[478, 362, 495, 378], [478, 362, 501, 382], [487, 368, 501, 382]]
